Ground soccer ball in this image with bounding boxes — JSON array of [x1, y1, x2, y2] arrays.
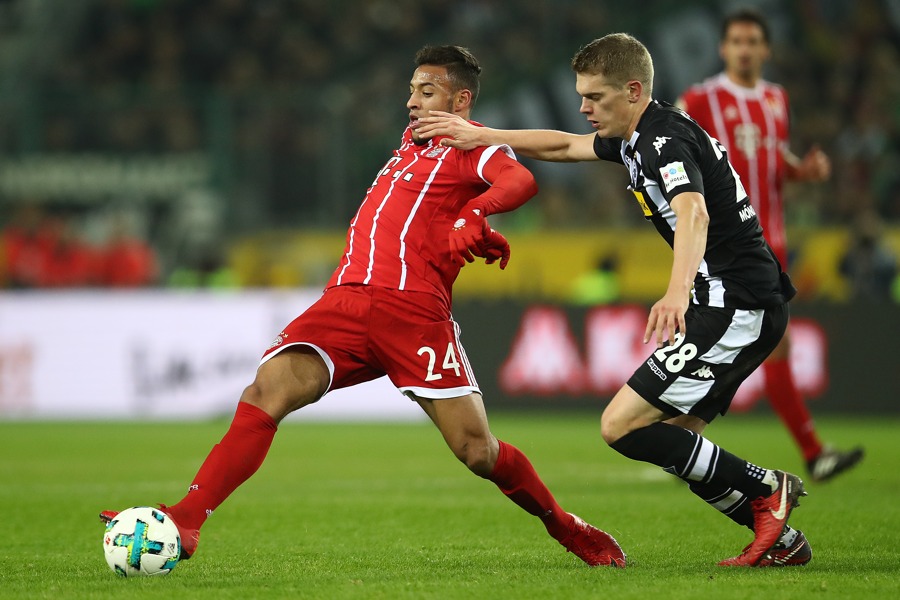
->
[[102, 506, 181, 577]]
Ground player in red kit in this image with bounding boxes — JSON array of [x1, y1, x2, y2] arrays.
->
[[100, 45, 626, 568], [677, 8, 863, 482]]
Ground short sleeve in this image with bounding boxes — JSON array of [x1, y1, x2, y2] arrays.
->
[[593, 135, 624, 164], [648, 130, 705, 200]]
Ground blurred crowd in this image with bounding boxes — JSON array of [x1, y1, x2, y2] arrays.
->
[[0, 203, 159, 288], [0, 0, 898, 297]]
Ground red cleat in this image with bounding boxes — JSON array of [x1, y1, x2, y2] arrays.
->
[[558, 514, 627, 567], [100, 506, 200, 560], [718, 471, 807, 567]]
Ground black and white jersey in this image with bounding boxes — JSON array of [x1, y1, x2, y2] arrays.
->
[[593, 100, 795, 309]]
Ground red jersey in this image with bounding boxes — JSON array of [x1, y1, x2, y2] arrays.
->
[[678, 73, 791, 264], [327, 127, 515, 307]]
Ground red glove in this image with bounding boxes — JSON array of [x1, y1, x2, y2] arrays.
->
[[477, 227, 511, 270], [449, 202, 489, 267]]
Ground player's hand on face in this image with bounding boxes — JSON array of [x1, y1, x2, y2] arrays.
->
[[644, 291, 688, 348], [414, 111, 482, 150]]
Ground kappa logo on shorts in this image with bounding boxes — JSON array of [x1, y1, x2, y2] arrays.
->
[[648, 358, 667, 380], [691, 365, 714, 379]]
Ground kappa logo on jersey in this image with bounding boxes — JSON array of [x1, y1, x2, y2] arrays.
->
[[691, 365, 714, 379], [653, 136, 671, 153], [660, 161, 690, 192]]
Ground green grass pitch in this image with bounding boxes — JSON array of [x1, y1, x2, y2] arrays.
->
[[1, 413, 898, 599]]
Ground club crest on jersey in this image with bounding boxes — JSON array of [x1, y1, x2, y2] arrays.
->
[[623, 154, 640, 186], [660, 161, 690, 192], [426, 145, 446, 158]]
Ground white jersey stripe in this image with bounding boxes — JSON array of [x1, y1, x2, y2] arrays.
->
[[733, 94, 761, 214], [476, 144, 516, 183], [398, 150, 446, 289], [706, 84, 731, 150], [698, 257, 726, 308], [364, 154, 420, 285], [759, 83, 782, 241], [336, 200, 368, 286]]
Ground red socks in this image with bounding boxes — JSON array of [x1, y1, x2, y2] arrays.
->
[[167, 402, 278, 530], [764, 358, 822, 461], [488, 440, 574, 540], [166, 410, 572, 541]]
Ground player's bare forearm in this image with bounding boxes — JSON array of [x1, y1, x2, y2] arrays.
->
[[416, 111, 596, 162], [645, 192, 708, 347], [668, 193, 708, 296]]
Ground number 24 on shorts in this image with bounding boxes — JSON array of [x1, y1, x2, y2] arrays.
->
[[418, 343, 461, 381]]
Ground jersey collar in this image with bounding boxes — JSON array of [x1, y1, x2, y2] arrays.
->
[[716, 72, 766, 98]]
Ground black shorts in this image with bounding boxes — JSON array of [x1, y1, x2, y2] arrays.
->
[[627, 303, 789, 423]]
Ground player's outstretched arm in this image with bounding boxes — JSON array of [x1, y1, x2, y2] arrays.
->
[[416, 111, 598, 163]]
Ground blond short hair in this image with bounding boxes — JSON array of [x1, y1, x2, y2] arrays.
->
[[571, 33, 654, 95]]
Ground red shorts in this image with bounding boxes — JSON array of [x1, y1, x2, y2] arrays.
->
[[261, 285, 479, 399]]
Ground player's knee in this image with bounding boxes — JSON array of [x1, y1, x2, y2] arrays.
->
[[455, 437, 494, 477], [240, 370, 323, 422], [600, 407, 629, 446]]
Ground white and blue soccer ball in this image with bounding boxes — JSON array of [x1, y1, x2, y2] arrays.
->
[[102, 506, 181, 577]]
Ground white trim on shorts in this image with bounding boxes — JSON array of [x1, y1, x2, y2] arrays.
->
[[399, 385, 482, 400], [261, 342, 336, 393]]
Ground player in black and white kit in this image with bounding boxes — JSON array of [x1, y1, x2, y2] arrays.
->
[[415, 33, 812, 567], [594, 101, 796, 422]]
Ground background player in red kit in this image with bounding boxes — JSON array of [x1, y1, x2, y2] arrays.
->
[[101, 45, 626, 568], [677, 8, 863, 482]]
